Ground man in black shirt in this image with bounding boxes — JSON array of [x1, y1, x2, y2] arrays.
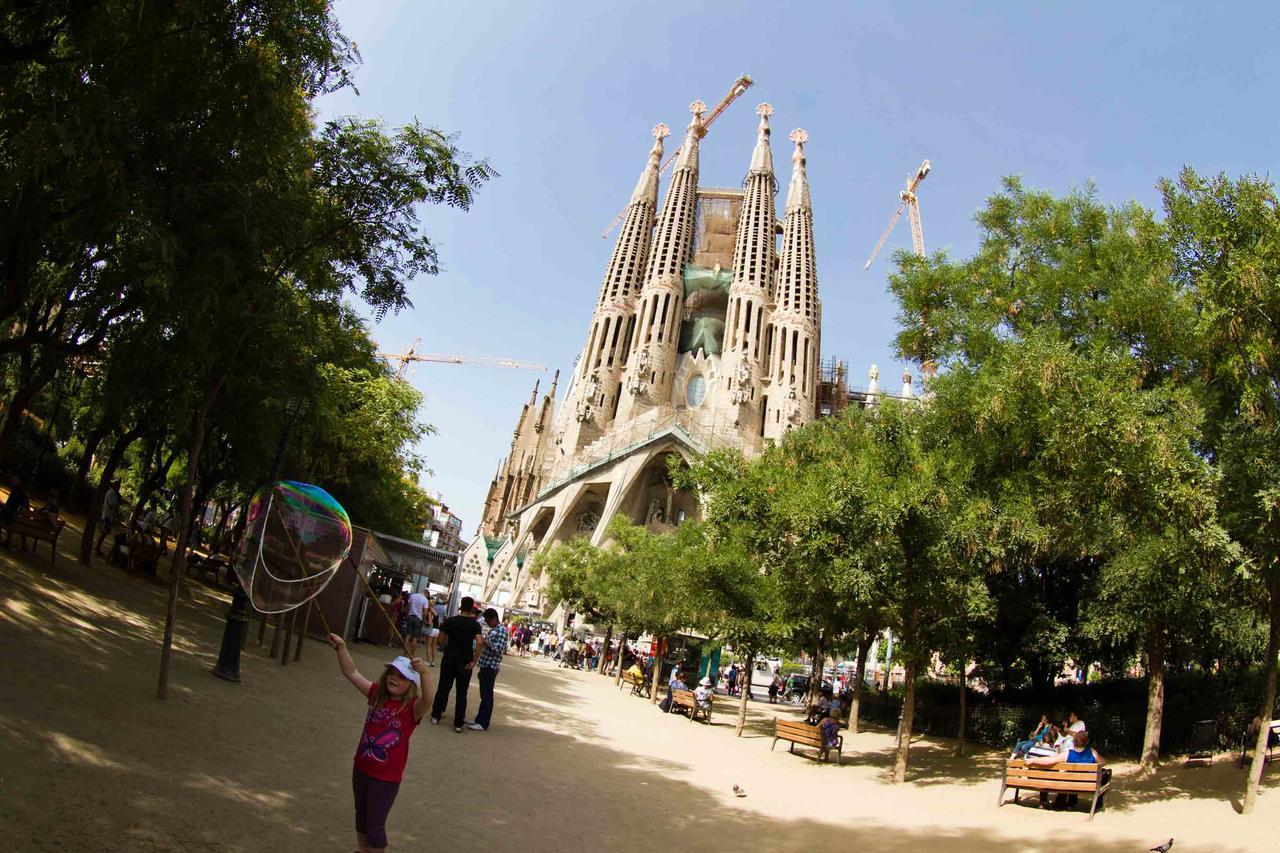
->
[[430, 596, 484, 732]]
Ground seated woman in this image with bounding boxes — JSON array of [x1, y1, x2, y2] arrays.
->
[[818, 709, 843, 762], [694, 676, 714, 710], [806, 689, 834, 725], [1012, 714, 1053, 757]]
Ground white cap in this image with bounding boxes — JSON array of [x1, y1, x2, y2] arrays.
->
[[386, 656, 421, 688]]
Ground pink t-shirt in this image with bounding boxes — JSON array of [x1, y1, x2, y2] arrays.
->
[[354, 683, 419, 783]]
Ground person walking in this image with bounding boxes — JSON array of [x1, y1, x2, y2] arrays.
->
[[404, 589, 430, 657], [430, 596, 483, 732], [94, 479, 122, 557], [467, 608, 509, 731]]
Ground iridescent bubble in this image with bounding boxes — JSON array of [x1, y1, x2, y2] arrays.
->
[[234, 481, 352, 614]]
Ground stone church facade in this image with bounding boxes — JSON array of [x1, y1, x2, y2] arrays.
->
[[458, 99, 887, 616]]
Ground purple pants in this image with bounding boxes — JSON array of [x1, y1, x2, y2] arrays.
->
[[352, 767, 400, 848]]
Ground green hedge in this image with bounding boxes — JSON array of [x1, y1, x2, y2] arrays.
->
[[854, 669, 1272, 757]]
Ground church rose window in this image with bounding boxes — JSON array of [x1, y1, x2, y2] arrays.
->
[[686, 374, 707, 408]]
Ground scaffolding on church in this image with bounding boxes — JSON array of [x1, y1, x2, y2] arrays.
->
[[816, 356, 851, 418]]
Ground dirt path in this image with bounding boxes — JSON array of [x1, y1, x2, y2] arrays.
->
[[0, 531, 1275, 851]]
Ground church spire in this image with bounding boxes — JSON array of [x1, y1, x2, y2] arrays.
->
[[766, 129, 820, 440], [785, 128, 811, 214], [617, 100, 704, 421], [724, 103, 777, 420], [629, 124, 666, 206], [749, 102, 774, 174]]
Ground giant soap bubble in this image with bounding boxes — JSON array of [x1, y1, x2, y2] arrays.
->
[[234, 481, 352, 614]]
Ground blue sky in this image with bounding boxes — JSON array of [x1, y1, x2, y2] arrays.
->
[[317, 1, 1279, 537]]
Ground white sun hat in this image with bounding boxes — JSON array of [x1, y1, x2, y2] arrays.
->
[[386, 656, 421, 688]]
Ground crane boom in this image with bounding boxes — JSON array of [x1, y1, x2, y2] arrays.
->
[[378, 337, 544, 377], [863, 159, 932, 270], [399, 353, 546, 371], [600, 74, 754, 238]]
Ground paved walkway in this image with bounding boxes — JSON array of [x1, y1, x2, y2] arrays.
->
[[0, 529, 1275, 851]]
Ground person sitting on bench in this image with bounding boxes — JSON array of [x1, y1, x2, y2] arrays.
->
[[806, 688, 837, 725], [819, 709, 843, 762], [1028, 730, 1110, 809], [694, 676, 714, 711], [1012, 714, 1053, 757]]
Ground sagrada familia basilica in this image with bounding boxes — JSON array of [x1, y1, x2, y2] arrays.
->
[[456, 98, 914, 615]]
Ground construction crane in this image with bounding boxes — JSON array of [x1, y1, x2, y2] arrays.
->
[[600, 74, 755, 238], [863, 159, 932, 270], [378, 338, 545, 380]]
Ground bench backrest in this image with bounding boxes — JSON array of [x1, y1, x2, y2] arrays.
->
[[673, 688, 697, 703], [1005, 759, 1101, 791], [774, 718, 823, 745], [7, 514, 63, 535]]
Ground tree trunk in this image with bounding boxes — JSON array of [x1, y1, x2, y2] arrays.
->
[[650, 637, 663, 704], [158, 368, 230, 699], [72, 425, 108, 503], [598, 626, 612, 674], [1139, 628, 1167, 776], [851, 633, 872, 735], [130, 444, 178, 531], [956, 664, 967, 757], [614, 632, 627, 687], [210, 499, 231, 552], [809, 631, 826, 705], [735, 647, 752, 737], [1243, 574, 1280, 814], [0, 377, 45, 466], [78, 427, 141, 565], [227, 495, 252, 557], [893, 656, 918, 784]]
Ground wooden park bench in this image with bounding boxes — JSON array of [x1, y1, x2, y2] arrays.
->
[[997, 758, 1111, 820], [671, 688, 712, 723], [1, 511, 65, 566], [188, 553, 229, 585], [772, 718, 841, 764], [621, 670, 650, 697]]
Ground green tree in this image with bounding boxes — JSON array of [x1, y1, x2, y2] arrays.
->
[[1160, 169, 1280, 812]]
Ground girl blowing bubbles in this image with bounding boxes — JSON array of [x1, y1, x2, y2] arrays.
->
[[328, 634, 434, 853]]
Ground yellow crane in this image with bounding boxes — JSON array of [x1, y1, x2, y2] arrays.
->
[[600, 74, 755, 238], [378, 338, 545, 380], [863, 159, 932, 270]]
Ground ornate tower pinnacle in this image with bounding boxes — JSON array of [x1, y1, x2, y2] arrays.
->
[[628, 124, 667, 206], [786, 128, 811, 213], [749, 103, 774, 173], [674, 101, 705, 170]]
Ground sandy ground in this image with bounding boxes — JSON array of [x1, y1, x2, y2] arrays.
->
[[0, 518, 1277, 852]]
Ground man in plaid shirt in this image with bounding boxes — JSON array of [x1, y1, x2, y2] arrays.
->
[[467, 607, 509, 731]]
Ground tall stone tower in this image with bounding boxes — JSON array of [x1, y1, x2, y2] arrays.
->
[[615, 102, 704, 424], [765, 129, 821, 439], [460, 98, 824, 614], [557, 125, 666, 456], [722, 103, 778, 449]]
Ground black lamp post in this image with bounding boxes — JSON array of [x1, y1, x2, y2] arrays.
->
[[211, 582, 251, 682]]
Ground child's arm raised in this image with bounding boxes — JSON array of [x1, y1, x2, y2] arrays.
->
[[410, 658, 434, 722], [328, 634, 373, 695]]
